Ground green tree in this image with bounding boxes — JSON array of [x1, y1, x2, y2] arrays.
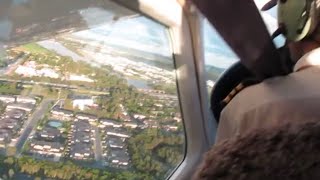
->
[[6, 147, 16, 157], [4, 157, 14, 165], [8, 169, 14, 179]]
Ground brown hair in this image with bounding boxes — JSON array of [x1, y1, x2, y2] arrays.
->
[[193, 121, 320, 180]]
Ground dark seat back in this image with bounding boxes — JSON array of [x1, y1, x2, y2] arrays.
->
[[210, 62, 253, 123]]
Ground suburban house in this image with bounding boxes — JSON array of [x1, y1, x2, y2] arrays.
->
[[72, 97, 97, 111], [71, 120, 91, 132], [4, 109, 26, 119], [0, 118, 21, 131], [105, 137, 126, 149], [124, 122, 138, 129], [105, 127, 130, 138], [6, 103, 35, 112], [108, 149, 130, 167], [37, 127, 62, 140], [51, 108, 74, 120], [0, 129, 12, 143], [76, 113, 98, 123], [70, 131, 92, 144], [133, 114, 146, 120], [143, 120, 159, 128], [70, 143, 93, 160], [16, 96, 36, 104], [0, 95, 15, 103], [163, 125, 179, 131], [99, 119, 122, 128], [30, 140, 64, 155], [68, 74, 94, 83]]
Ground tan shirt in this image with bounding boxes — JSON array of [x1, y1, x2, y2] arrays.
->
[[216, 47, 320, 143]]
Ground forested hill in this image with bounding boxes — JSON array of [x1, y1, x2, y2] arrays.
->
[[205, 65, 225, 81]]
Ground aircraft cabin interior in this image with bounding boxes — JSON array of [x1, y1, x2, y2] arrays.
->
[[0, 0, 284, 179]]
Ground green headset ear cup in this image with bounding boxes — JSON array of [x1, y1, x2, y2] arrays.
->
[[278, 0, 317, 41]]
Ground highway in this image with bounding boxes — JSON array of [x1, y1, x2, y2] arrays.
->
[[0, 77, 110, 96], [15, 99, 53, 155], [0, 77, 79, 89]]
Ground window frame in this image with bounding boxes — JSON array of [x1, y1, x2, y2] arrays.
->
[[117, 0, 217, 179], [2, 0, 215, 178]]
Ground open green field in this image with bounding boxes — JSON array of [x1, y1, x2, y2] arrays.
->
[[19, 43, 53, 55]]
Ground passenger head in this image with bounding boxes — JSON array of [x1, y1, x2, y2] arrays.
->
[[193, 121, 320, 180], [275, 0, 320, 62]]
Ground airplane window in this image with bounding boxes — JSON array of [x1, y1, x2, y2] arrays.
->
[[203, 0, 284, 92], [203, 19, 238, 92], [0, 0, 185, 179]]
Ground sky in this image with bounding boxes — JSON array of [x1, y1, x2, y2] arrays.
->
[[74, 9, 171, 58], [72, 0, 282, 69], [203, 0, 284, 69]]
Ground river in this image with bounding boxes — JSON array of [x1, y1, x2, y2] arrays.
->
[[37, 40, 85, 61], [126, 78, 152, 89]]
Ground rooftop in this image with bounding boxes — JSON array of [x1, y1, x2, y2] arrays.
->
[[70, 143, 92, 155], [7, 103, 35, 111], [3, 109, 26, 119], [76, 113, 98, 120], [31, 140, 64, 150], [51, 108, 74, 115]]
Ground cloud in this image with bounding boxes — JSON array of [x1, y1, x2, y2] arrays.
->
[[74, 16, 172, 57], [205, 52, 238, 69]]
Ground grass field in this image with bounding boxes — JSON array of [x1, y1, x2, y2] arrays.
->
[[19, 43, 53, 54]]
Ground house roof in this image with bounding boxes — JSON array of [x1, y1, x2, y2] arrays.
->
[[16, 96, 36, 101], [7, 103, 35, 111], [31, 140, 64, 149], [71, 131, 91, 140], [107, 137, 125, 148], [0, 95, 15, 99], [110, 149, 130, 161], [105, 127, 130, 137], [70, 143, 92, 154], [4, 109, 26, 119], [73, 120, 91, 131], [51, 108, 74, 115], [76, 113, 97, 119], [38, 127, 61, 138], [100, 118, 122, 125]]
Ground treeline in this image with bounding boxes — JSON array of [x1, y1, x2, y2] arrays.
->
[[0, 83, 21, 95], [15, 48, 127, 90], [0, 156, 153, 180], [128, 128, 184, 178]]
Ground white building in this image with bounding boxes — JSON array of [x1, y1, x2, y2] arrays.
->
[[14, 63, 59, 79], [124, 122, 138, 129], [15, 65, 37, 77], [100, 119, 122, 128], [68, 74, 94, 83], [73, 98, 95, 111], [16, 96, 36, 104], [0, 95, 15, 103], [133, 114, 146, 120], [38, 68, 60, 79], [6, 103, 34, 112], [106, 129, 130, 138], [76, 113, 98, 123]]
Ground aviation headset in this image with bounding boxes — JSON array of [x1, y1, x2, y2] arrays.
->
[[211, 0, 320, 122]]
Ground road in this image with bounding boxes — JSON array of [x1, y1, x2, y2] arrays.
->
[[93, 126, 103, 162], [0, 78, 110, 95], [0, 77, 79, 89], [14, 99, 54, 155]]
